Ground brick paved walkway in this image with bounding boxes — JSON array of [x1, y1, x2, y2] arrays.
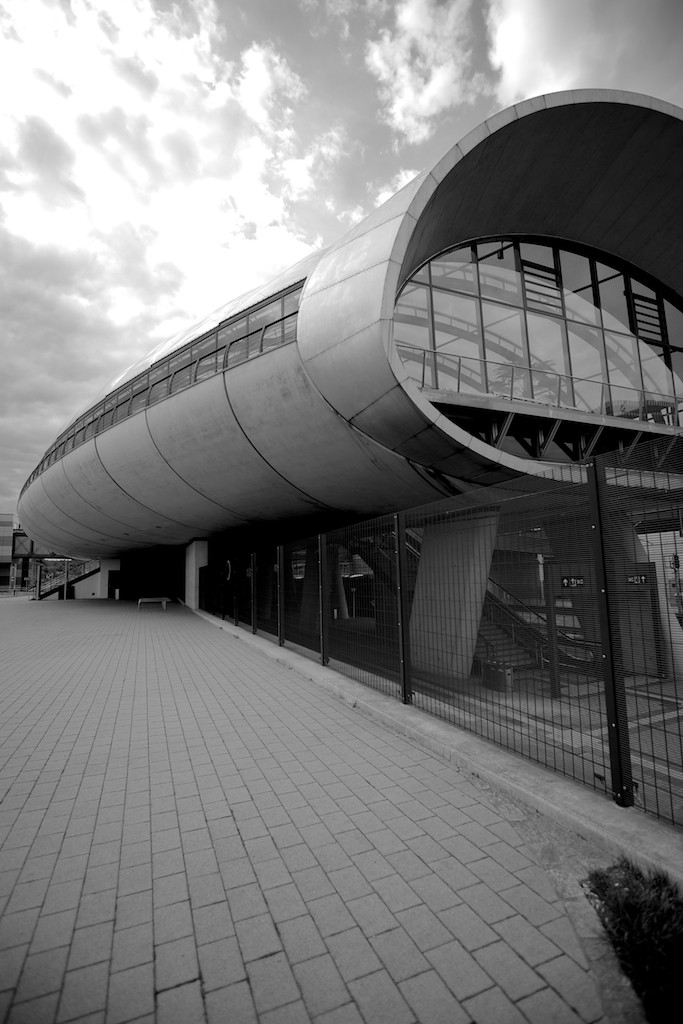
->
[[0, 599, 625, 1023]]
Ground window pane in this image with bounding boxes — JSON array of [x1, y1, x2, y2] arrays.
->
[[429, 247, 478, 295], [394, 282, 431, 350], [148, 379, 170, 406], [665, 299, 683, 348], [113, 400, 130, 422], [171, 365, 193, 392], [596, 264, 630, 332], [195, 353, 217, 381], [477, 240, 522, 306], [218, 318, 246, 347], [191, 333, 217, 361], [605, 331, 642, 416], [129, 391, 148, 414], [169, 349, 192, 374], [560, 250, 599, 324], [227, 337, 249, 367], [248, 300, 281, 335], [520, 242, 562, 315], [482, 302, 530, 399], [283, 288, 302, 317], [149, 360, 169, 384], [432, 291, 484, 394], [631, 282, 663, 344], [282, 314, 297, 345], [639, 344, 674, 397], [526, 312, 571, 405], [261, 322, 283, 352], [567, 324, 607, 414]]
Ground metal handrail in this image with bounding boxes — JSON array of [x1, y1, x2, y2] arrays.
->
[[396, 343, 680, 425]]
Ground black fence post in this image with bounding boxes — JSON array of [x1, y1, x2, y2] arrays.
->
[[587, 459, 634, 807], [394, 512, 412, 704], [318, 534, 329, 665], [250, 552, 257, 634], [277, 545, 285, 646]]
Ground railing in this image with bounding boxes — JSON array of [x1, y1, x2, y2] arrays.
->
[[396, 343, 681, 426], [36, 559, 101, 599]]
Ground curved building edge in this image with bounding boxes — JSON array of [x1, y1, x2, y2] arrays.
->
[[18, 88, 683, 558]]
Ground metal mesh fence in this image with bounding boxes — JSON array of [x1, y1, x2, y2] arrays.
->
[[324, 517, 401, 699], [594, 438, 683, 824], [209, 435, 683, 828]]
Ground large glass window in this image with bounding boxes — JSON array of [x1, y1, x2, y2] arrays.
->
[[430, 247, 477, 295], [527, 312, 571, 406], [482, 304, 530, 399], [477, 240, 522, 306], [560, 251, 598, 325], [395, 237, 683, 428], [596, 264, 630, 333], [432, 291, 484, 393]]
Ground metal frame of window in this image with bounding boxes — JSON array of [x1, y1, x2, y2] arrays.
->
[[396, 237, 683, 422]]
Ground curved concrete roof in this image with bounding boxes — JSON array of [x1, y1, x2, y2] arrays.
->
[[19, 90, 683, 558]]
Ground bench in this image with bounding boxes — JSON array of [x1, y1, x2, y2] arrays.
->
[[137, 597, 171, 610]]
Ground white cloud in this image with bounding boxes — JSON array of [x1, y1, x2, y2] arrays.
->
[[366, 0, 489, 143], [0, 0, 326, 512], [487, 0, 683, 108], [374, 167, 419, 207]]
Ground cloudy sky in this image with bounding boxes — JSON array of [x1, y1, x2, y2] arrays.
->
[[2, 0, 683, 518]]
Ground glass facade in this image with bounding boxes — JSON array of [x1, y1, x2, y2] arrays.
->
[[24, 282, 304, 491], [395, 238, 683, 426]]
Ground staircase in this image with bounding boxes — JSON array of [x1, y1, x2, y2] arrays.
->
[[35, 559, 101, 600]]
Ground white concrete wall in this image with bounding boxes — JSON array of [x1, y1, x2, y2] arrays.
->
[[185, 541, 208, 610]]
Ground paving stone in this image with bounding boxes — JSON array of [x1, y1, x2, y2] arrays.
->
[[56, 962, 108, 1022], [307, 894, 356, 938], [409, 873, 461, 912], [348, 969, 415, 1024], [265, 882, 307, 923], [474, 940, 546, 1000], [394, 905, 452, 951], [398, 969, 471, 1024], [29, 909, 77, 954], [294, 953, 350, 1016], [247, 951, 301, 1014], [437, 903, 498, 950], [462, 983, 528, 1024], [325, 926, 382, 982], [279, 914, 327, 964], [157, 980, 205, 1024], [494, 914, 562, 967], [370, 875, 422, 913], [14, 945, 69, 1001], [501, 883, 565, 926], [198, 935, 246, 990], [427, 938, 494, 1001], [68, 921, 114, 968], [235, 912, 282, 961], [516, 986, 586, 1024], [155, 934, 200, 990], [368, 927, 429, 981], [538, 954, 604, 1021]]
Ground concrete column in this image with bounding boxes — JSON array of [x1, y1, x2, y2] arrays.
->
[[409, 513, 499, 681], [185, 541, 209, 610]]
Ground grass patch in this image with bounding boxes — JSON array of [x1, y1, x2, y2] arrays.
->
[[585, 857, 683, 1024]]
